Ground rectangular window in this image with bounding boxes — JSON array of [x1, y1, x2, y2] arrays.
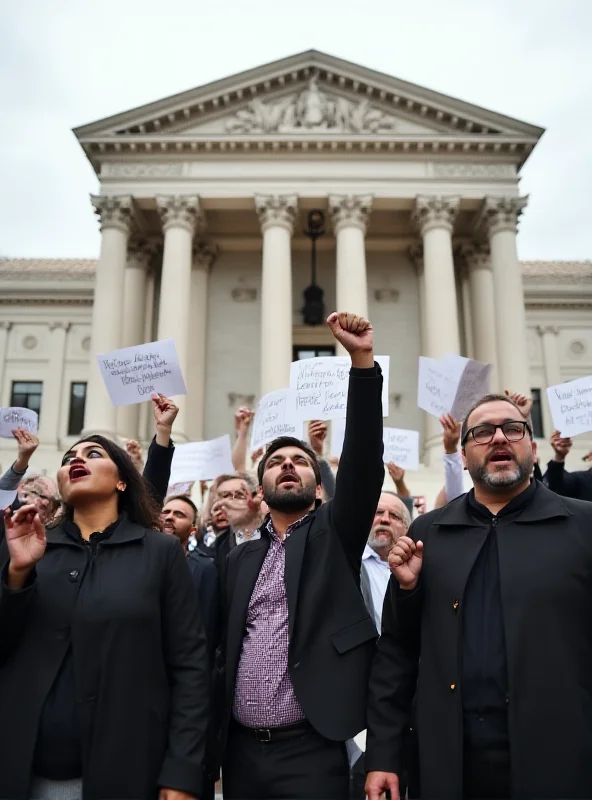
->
[[68, 382, 87, 436], [530, 388, 544, 439], [293, 345, 336, 360], [10, 381, 42, 418]]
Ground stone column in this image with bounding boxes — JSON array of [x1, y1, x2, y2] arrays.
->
[[255, 194, 297, 394], [409, 246, 427, 356], [0, 322, 12, 404], [413, 196, 460, 465], [459, 263, 474, 360], [462, 244, 499, 389], [537, 325, 561, 436], [38, 323, 70, 447], [138, 262, 157, 443], [329, 195, 372, 354], [480, 196, 529, 393], [156, 196, 202, 441], [117, 240, 154, 440], [83, 195, 133, 436], [187, 242, 218, 441]]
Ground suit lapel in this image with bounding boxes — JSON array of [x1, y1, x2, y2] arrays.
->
[[284, 518, 312, 640], [226, 537, 269, 691]]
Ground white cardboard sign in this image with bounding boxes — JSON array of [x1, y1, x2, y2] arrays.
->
[[250, 389, 303, 452], [169, 435, 234, 483], [383, 428, 420, 471], [289, 355, 390, 422], [546, 376, 592, 437], [0, 407, 39, 438], [418, 354, 491, 421], [97, 339, 187, 407], [0, 489, 18, 509]]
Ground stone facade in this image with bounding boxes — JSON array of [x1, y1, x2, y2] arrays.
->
[[1, 51, 591, 494]]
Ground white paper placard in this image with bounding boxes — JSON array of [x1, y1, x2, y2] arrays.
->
[[330, 418, 347, 458], [289, 355, 390, 422], [169, 435, 234, 483], [383, 428, 420, 470], [0, 488, 18, 509], [250, 389, 303, 452], [546, 376, 592, 437], [96, 339, 188, 408], [417, 355, 491, 421], [0, 407, 39, 438]]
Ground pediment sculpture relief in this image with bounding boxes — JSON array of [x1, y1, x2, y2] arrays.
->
[[226, 75, 397, 134]]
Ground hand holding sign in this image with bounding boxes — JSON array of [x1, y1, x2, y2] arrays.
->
[[0, 408, 39, 439], [546, 375, 592, 437]]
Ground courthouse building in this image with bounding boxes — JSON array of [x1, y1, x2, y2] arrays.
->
[[1, 51, 591, 485]]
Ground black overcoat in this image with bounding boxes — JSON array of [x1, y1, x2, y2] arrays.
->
[[366, 483, 592, 799], [0, 514, 210, 800]]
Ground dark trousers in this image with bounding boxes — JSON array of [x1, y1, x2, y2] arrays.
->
[[222, 722, 349, 799], [463, 747, 511, 800]]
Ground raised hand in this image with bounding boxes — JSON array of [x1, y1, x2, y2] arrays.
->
[[234, 407, 254, 436], [308, 420, 328, 456], [125, 439, 144, 471], [326, 312, 373, 368], [440, 413, 461, 454], [505, 389, 533, 421], [4, 504, 46, 588], [550, 430, 572, 462], [365, 770, 400, 800], [12, 427, 40, 473], [250, 446, 264, 465], [388, 535, 424, 590], [151, 394, 179, 447], [386, 461, 405, 484]]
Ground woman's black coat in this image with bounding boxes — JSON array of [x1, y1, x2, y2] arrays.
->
[[0, 514, 210, 800]]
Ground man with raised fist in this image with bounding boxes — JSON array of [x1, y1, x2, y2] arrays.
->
[[219, 312, 384, 800], [365, 392, 592, 800]]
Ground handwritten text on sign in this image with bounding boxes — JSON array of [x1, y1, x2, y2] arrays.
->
[[169, 435, 234, 483], [383, 428, 420, 471], [0, 407, 39, 438], [97, 339, 188, 407], [289, 356, 390, 422], [547, 375, 592, 437], [418, 355, 491, 421], [251, 389, 303, 452]]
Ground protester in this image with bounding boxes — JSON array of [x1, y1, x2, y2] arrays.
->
[[385, 461, 410, 497], [544, 429, 592, 500], [366, 392, 592, 800], [433, 413, 464, 509], [0, 428, 41, 493], [0, 435, 209, 800], [125, 438, 144, 472], [219, 311, 383, 800], [142, 393, 179, 506], [17, 475, 60, 525], [308, 420, 337, 498], [231, 408, 254, 473], [210, 473, 263, 572]]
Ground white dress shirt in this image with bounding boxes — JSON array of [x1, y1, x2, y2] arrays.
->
[[361, 544, 391, 632]]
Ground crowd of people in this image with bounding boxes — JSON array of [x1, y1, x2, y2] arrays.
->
[[0, 309, 591, 800]]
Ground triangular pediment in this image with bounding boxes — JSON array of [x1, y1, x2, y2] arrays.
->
[[74, 50, 544, 141]]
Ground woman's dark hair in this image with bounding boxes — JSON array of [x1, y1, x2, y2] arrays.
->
[[257, 436, 322, 486], [57, 434, 161, 530]]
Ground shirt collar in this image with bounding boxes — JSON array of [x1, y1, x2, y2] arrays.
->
[[265, 511, 311, 542], [363, 544, 389, 564]]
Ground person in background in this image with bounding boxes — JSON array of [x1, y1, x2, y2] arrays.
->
[[433, 414, 465, 509], [366, 392, 592, 800], [544, 430, 592, 501], [142, 393, 179, 506], [0, 434, 209, 800], [231, 408, 255, 474], [125, 439, 144, 472], [0, 428, 41, 494], [211, 473, 263, 572], [308, 420, 337, 499]]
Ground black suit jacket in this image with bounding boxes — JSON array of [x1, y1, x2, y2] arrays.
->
[[143, 437, 175, 507], [187, 550, 219, 663], [220, 364, 384, 743]]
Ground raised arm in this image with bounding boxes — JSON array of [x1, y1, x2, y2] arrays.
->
[[143, 394, 178, 506], [0, 428, 40, 491], [327, 312, 384, 566], [231, 408, 254, 473]]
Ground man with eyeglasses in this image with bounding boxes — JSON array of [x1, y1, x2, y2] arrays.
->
[[366, 392, 592, 800]]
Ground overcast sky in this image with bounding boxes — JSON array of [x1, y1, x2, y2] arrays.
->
[[1, 0, 589, 261]]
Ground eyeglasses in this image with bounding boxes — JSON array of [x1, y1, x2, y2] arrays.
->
[[462, 420, 531, 446], [217, 490, 249, 502]]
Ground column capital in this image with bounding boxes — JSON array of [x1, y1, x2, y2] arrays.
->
[[461, 242, 491, 270], [0, 321, 12, 331], [328, 194, 373, 234], [192, 240, 219, 272], [413, 195, 460, 235], [536, 324, 560, 337], [479, 196, 528, 235], [255, 194, 298, 234], [127, 238, 158, 271], [91, 195, 134, 234], [48, 322, 71, 333], [408, 244, 424, 274], [157, 195, 203, 235]]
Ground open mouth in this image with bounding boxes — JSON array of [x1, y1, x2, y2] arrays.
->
[[488, 451, 514, 466], [278, 474, 300, 487], [69, 464, 90, 480]]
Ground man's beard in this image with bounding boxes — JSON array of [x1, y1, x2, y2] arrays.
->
[[368, 526, 395, 552], [471, 452, 534, 489], [263, 482, 316, 513]]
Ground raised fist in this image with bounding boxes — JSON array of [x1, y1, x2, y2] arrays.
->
[[326, 312, 373, 367], [388, 535, 424, 591], [550, 430, 572, 462], [308, 420, 328, 456]]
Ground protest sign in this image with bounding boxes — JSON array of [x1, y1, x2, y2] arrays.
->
[[330, 418, 347, 458], [546, 375, 592, 437], [383, 428, 420, 470], [0, 407, 38, 438], [289, 355, 390, 422], [169, 435, 234, 483], [250, 389, 303, 452], [96, 339, 187, 407], [0, 489, 17, 509], [418, 354, 491, 421]]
